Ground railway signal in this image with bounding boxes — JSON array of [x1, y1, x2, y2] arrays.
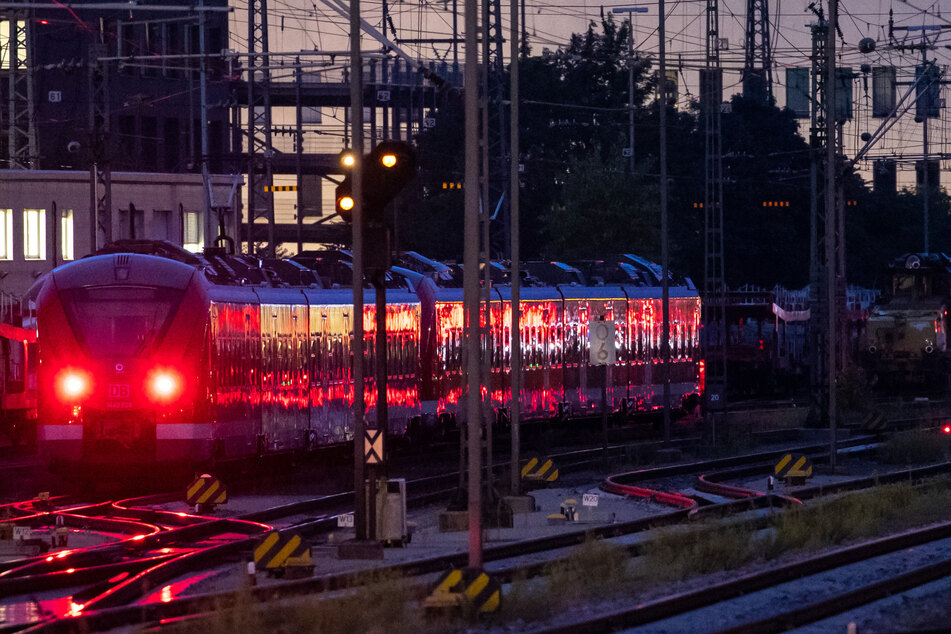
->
[[333, 141, 417, 273]]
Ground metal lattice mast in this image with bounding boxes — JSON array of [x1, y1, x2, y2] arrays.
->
[[482, 0, 507, 255], [742, 0, 773, 102], [4, 6, 37, 169], [808, 12, 829, 412], [88, 42, 111, 250], [246, 0, 275, 255], [702, 0, 727, 411]]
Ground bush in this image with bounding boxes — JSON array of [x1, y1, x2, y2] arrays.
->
[[878, 430, 951, 464]]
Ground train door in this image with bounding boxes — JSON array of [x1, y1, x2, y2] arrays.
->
[[384, 299, 421, 437], [260, 301, 308, 452], [609, 298, 627, 412], [307, 301, 327, 444], [561, 298, 582, 414], [292, 302, 309, 449]]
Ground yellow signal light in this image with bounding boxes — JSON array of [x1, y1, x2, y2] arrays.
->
[[338, 195, 354, 211], [339, 150, 356, 169], [381, 153, 398, 168]]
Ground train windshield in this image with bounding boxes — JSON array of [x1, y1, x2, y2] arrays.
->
[[60, 286, 183, 357]]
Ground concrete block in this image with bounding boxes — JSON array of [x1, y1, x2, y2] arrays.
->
[[337, 539, 384, 560], [438, 511, 469, 532], [503, 495, 536, 514]]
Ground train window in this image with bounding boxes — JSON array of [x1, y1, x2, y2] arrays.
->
[[60, 286, 184, 357], [23, 209, 45, 260], [0, 209, 11, 260]]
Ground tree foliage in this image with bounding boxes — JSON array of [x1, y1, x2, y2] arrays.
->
[[398, 18, 951, 289]]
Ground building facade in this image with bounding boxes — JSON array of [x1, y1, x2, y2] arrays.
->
[[0, 170, 240, 296]]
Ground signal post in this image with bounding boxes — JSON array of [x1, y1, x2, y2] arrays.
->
[[335, 142, 417, 556]]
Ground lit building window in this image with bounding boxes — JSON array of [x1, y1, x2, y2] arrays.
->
[[0, 209, 12, 260], [23, 209, 45, 260], [60, 209, 74, 260], [183, 210, 201, 252]]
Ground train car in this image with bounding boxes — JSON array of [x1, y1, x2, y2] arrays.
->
[[36, 242, 700, 473], [0, 320, 37, 445], [863, 253, 951, 390]]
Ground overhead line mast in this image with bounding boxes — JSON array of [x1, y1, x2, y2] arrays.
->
[[742, 0, 773, 102], [702, 0, 727, 426]]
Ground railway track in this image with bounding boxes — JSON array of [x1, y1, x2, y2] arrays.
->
[[2, 435, 918, 632], [536, 521, 951, 633]]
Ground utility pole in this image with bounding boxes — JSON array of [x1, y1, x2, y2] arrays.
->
[[659, 0, 671, 443], [825, 0, 838, 470], [509, 0, 522, 496], [199, 0, 212, 248], [349, 0, 367, 544], [463, 0, 482, 569], [612, 7, 648, 173]]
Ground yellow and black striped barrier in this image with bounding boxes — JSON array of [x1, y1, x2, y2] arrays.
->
[[862, 411, 885, 432], [423, 567, 501, 616], [186, 474, 227, 508], [521, 455, 559, 487], [263, 185, 297, 192], [774, 453, 813, 481], [253, 530, 312, 577]]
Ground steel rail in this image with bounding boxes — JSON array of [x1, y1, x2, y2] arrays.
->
[[535, 520, 951, 634], [714, 552, 951, 633]]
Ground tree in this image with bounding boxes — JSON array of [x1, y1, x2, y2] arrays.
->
[[402, 17, 655, 260], [539, 149, 659, 259]]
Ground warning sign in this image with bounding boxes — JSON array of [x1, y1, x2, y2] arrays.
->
[[365, 429, 384, 464]]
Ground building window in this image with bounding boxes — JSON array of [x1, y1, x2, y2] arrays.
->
[[153, 209, 171, 241], [0, 209, 12, 260], [60, 209, 74, 260], [183, 210, 201, 252], [118, 205, 144, 240], [23, 209, 45, 260]]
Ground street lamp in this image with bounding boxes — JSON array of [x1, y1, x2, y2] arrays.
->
[[612, 6, 648, 173]]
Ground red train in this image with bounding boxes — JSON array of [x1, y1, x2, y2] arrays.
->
[[0, 320, 37, 445], [36, 243, 701, 472]]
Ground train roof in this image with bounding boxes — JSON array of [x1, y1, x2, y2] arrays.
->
[[78, 241, 698, 302], [47, 253, 198, 292]]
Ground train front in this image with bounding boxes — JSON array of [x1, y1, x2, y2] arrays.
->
[[36, 253, 212, 473]]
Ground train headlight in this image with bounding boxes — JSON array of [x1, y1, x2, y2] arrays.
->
[[57, 370, 92, 402], [147, 369, 182, 402]]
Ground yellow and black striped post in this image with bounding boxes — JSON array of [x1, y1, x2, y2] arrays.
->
[[521, 455, 559, 488], [423, 567, 501, 616], [253, 530, 313, 577], [774, 453, 813, 482], [186, 474, 227, 510]]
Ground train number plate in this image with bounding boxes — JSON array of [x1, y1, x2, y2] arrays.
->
[[108, 384, 130, 399]]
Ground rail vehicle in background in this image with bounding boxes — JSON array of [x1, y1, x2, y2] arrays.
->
[[0, 317, 37, 446], [35, 240, 701, 473], [863, 253, 951, 390]]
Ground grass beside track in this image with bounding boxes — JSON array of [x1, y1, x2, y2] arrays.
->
[[878, 429, 951, 465], [504, 476, 951, 625], [164, 476, 951, 633]]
